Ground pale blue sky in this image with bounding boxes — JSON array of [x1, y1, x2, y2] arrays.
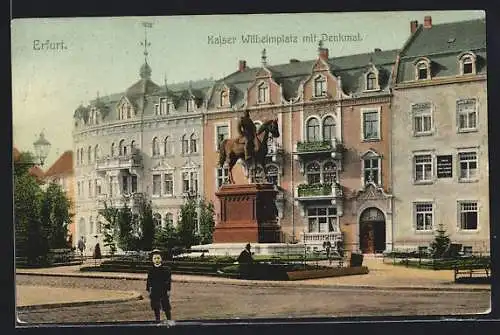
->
[[11, 10, 485, 168]]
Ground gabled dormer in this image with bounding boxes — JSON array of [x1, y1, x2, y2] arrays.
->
[[364, 62, 381, 91], [116, 96, 135, 121], [246, 49, 281, 106], [218, 83, 231, 108]]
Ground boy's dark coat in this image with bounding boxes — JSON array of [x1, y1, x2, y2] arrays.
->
[[146, 265, 172, 299]]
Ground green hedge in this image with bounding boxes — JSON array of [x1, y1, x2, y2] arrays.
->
[[393, 256, 490, 270]]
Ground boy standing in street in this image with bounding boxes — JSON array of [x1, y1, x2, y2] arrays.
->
[[146, 249, 173, 324]]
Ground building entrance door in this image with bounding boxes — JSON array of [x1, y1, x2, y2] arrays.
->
[[359, 207, 386, 254]]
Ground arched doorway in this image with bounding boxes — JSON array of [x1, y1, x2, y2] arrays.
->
[[359, 207, 386, 254]]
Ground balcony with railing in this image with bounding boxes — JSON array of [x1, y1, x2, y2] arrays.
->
[[96, 192, 145, 210], [295, 182, 343, 201], [300, 231, 343, 245], [294, 138, 345, 159], [95, 152, 142, 172]]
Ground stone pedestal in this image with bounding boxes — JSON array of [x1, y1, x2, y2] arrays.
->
[[213, 183, 281, 243]]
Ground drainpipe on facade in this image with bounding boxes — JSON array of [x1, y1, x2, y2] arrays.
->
[[289, 98, 295, 243]]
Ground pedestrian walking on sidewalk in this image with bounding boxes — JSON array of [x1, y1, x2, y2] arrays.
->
[[77, 237, 86, 263], [146, 249, 172, 323], [323, 239, 332, 265]]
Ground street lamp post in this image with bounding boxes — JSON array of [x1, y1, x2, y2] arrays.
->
[[33, 131, 51, 166]]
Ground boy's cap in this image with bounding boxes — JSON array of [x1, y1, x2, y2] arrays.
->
[[151, 249, 162, 255]]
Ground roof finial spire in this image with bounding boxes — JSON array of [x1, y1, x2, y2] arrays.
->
[[140, 21, 153, 64], [164, 73, 168, 93], [261, 48, 267, 67], [139, 22, 153, 79], [318, 40, 324, 53]]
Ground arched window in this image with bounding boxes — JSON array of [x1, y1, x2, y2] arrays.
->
[[265, 164, 279, 185], [87, 146, 92, 163], [306, 162, 321, 184], [314, 75, 326, 97], [126, 105, 131, 119], [323, 161, 338, 184], [416, 60, 430, 80], [182, 135, 189, 154], [322, 116, 336, 141], [94, 144, 99, 161], [152, 137, 160, 156], [190, 133, 198, 153], [306, 118, 320, 142], [164, 137, 172, 156], [89, 216, 94, 235], [110, 143, 115, 157], [119, 139, 125, 156], [220, 90, 228, 106], [366, 72, 377, 90], [460, 55, 475, 75], [164, 213, 174, 227], [153, 213, 162, 228], [96, 221, 102, 234], [130, 140, 135, 153]]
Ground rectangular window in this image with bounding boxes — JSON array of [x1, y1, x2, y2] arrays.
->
[[109, 176, 114, 197], [191, 172, 198, 194], [154, 104, 159, 116], [131, 175, 137, 193], [415, 203, 433, 231], [459, 151, 478, 181], [414, 155, 433, 182], [164, 173, 173, 195], [314, 79, 326, 97], [88, 180, 92, 198], [217, 168, 229, 188], [412, 103, 432, 135], [258, 85, 268, 103], [362, 110, 379, 140], [94, 179, 99, 196], [457, 99, 477, 131], [363, 158, 380, 185], [152, 175, 161, 196], [77, 182, 82, 197], [307, 207, 338, 233], [216, 125, 229, 150], [122, 175, 128, 194], [182, 172, 190, 193], [459, 201, 478, 230]]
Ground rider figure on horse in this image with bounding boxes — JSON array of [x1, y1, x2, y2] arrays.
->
[[238, 110, 257, 161]]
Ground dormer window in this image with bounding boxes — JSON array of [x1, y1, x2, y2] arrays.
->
[[159, 98, 168, 115], [366, 72, 377, 90], [314, 75, 327, 97], [187, 98, 195, 112], [459, 53, 476, 75], [416, 60, 430, 80], [154, 104, 160, 116], [257, 83, 268, 103], [220, 90, 229, 107]]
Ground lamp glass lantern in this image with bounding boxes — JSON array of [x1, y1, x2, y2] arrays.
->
[[33, 132, 51, 166]]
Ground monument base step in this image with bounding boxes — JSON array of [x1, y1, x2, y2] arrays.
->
[[189, 243, 307, 257]]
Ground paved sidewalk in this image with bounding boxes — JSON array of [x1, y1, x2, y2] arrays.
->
[[16, 257, 490, 292], [16, 285, 142, 310]]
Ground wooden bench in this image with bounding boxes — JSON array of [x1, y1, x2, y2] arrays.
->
[[454, 262, 491, 282]]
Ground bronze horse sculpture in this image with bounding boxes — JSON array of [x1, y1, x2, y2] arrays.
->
[[218, 118, 280, 184]]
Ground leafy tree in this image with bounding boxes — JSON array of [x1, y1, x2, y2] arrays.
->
[[177, 197, 198, 248], [429, 224, 451, 258], [14, 170, 46, 265], [14, 151, 36, 178], [153, 216, 178, 252], [138, 199, 155, 251], [98, 201, 120, 256], [40, 182, 72, 249], [116, 203, 138, 251], [198, 198, 215, 244]]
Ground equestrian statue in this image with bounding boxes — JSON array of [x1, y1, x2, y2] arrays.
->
[[218, 110, 280, 184]]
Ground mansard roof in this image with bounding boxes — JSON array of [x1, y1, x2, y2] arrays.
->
[[396, 18, 486, 83]]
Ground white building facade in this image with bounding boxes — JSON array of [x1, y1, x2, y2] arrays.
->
[[391, 17, 489, 253]]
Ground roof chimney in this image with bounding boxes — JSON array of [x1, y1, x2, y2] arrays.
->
[[410, 20, 419, 34], [238, 60, 247, 72], [424, 16, 432, 29], [374, 48, 381, 52], [317, 40, 329, 61]]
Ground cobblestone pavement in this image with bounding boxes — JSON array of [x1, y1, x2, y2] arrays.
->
[[16, 275, 490, 324]]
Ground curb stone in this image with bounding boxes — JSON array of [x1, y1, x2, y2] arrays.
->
[[16, 271, 490, 292], [17, 291, 143, 311]]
